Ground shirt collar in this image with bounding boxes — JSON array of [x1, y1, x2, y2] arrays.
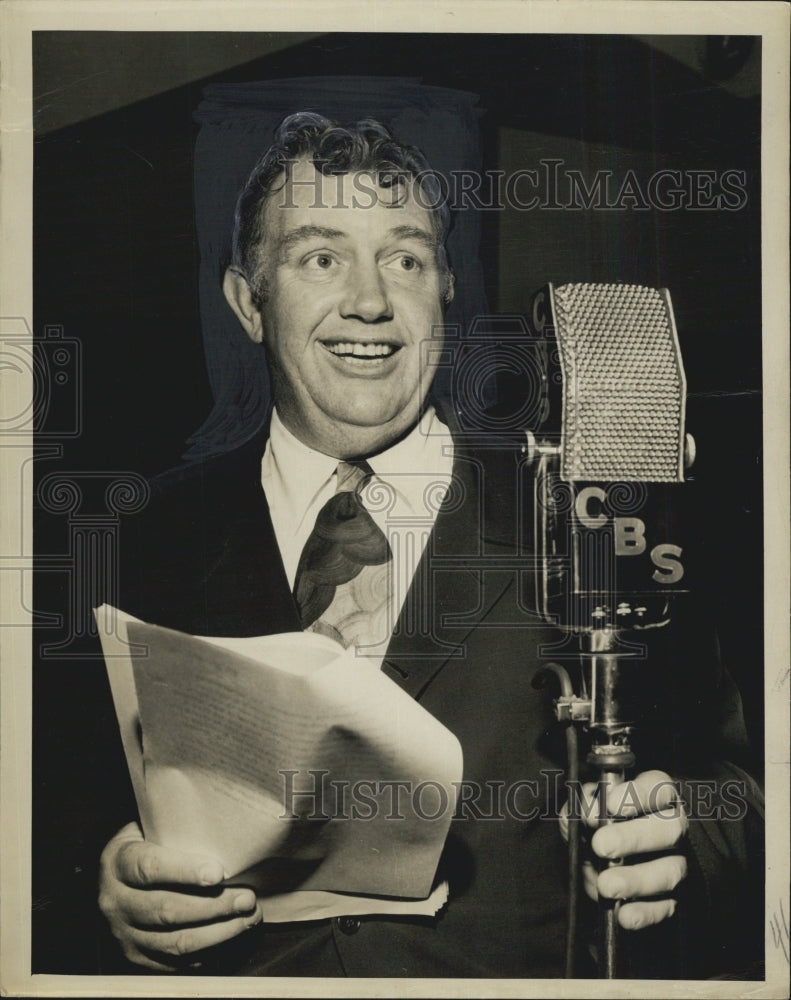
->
[[262, 406, 453, 527], [261, 410, 337, 528], [366, 407, 450, 485]]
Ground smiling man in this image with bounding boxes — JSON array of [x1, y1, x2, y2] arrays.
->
[[96, 114, 763, 979], [222, 154, 452, 460]]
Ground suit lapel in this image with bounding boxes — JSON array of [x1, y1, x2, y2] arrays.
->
[[199, 429, 302, 636], [381, 437, 521, 701]]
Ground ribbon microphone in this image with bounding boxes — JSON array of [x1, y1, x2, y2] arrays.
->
[[523, 282, 695, 978]]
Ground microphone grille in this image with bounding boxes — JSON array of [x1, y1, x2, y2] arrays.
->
[[551, 283, 687, 482]]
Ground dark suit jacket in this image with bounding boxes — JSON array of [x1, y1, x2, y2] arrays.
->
[[111, 421, 764, 980]]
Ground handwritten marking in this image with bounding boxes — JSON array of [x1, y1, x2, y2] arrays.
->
[[772, 664, 790, 691], [770, 898, 789, 964]]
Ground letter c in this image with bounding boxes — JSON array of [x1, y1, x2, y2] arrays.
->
[[575, 486, 607, 527]]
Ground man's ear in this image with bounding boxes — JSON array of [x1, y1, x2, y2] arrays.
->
[[443, 269, 456, 308], [223, 268, 264, 344]]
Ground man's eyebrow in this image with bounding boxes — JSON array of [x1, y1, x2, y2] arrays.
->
[[275, 225, 346, 259], [387, 225, 440, 252], [273, 223, 440, 261]]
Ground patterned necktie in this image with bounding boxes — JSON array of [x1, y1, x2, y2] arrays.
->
[[293, 462, 392, 649]]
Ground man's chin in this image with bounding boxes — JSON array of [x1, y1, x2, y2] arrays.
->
[[333, 416, 413, 454], [306, 405, 421, 457]]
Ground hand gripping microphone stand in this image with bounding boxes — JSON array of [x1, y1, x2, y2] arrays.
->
[[523, 283, 694, 978]]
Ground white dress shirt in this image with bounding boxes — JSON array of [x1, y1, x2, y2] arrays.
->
[[261, 406, 455, 632]]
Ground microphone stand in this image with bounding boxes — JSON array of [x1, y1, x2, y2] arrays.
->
[[536, 627, 635, 980], [582, 627, 635, 979]]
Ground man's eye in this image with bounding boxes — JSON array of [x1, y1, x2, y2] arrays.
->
[[300, 252, 337, 271], [393, 254, 420, 272]]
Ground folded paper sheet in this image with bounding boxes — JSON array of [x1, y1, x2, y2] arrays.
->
[[95, 604, 463, 920]]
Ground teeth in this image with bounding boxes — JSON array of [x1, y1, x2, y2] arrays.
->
[[324, 342, 397, 358]]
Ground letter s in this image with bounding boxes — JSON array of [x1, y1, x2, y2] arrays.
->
[[651, 543, 684, 583]]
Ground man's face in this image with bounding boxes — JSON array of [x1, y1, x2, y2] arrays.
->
[[231, 159, 448, 459]]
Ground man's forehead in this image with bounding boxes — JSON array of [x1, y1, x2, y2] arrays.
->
[[262, 158, 436, 234]]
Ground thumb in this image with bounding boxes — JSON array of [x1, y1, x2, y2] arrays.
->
[[108, 823, 226, 888]]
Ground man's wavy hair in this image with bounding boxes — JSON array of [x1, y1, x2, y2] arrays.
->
[[229, 112, 453, 307]]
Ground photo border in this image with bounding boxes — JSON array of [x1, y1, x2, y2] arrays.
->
[[1, 2, 788, 997]]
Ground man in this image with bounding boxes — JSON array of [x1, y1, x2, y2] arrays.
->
[[97, 114, 762, 977]]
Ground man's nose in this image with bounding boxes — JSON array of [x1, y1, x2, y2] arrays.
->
[[339, 262, 393, 322]]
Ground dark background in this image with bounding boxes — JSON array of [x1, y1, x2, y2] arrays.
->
[[31, 32, 763, 973]]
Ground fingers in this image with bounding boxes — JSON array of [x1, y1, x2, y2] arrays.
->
[[567, 771, 687, 862], [582, 854, 687, 908], [102, 881, 261, 971], [107, 823, 226, 889], [99, 822, 260, 972], [592, 807, 688, 860], [601, 770, 679, 819], [121, 907, 263, 968], [582, 859, 598, 901], [598, 853, 687, 900], [558, 804, 569, 843], [563, 772, 689, 937], [618, 898, 677, 930], [574, 771, 680, 829], [115, 883, 258, 929]]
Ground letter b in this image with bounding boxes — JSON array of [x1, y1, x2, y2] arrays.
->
[[614, 517, 646, 556]]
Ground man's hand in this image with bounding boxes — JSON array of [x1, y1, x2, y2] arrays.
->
[[99, 822, 262, 971], [560, 769, 688, 931]]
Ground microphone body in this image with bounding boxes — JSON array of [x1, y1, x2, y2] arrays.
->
[[527, 281, 692, 635]]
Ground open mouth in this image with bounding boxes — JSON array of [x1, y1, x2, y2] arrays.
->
[[321, 341, 401, 365]]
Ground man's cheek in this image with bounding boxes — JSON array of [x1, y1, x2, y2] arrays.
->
[[411, 296, 445, 333]]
